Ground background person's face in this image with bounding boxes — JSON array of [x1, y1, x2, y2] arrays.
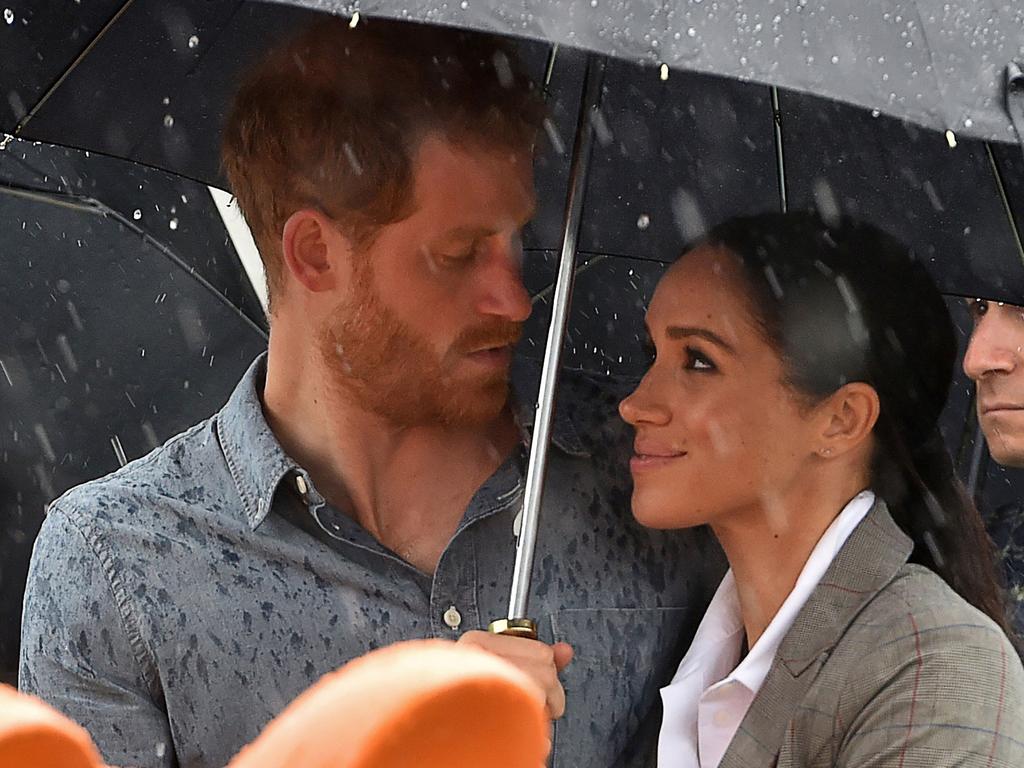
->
[[320, 136, 535, 428], [964, 299, 1024, 467], [618, 246, 820, 532]]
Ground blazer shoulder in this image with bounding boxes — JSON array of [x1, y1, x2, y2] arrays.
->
[[829, 563, 1022, 702]]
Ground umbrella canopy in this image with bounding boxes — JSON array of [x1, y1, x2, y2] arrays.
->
[[2, 1, 1021, 300], [0, 138, 268, 683], [3, 0, 1023, 148]]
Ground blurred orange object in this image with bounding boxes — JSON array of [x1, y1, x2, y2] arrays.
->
[[0, 684, 103, 768], [229, 639, 550, 768]]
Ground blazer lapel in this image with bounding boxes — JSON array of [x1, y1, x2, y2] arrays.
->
[[718, 500, 914, 768]]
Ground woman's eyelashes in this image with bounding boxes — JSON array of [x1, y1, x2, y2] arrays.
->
[[642, 339, 716, 372], [682, 345, 716, 372]]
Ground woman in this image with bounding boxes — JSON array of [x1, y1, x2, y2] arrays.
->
[[619, 212, 1024, 768]]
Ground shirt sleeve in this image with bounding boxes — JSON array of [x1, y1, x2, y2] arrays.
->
[[835, 617, 1024, 768], [20, 506, 176, 768]]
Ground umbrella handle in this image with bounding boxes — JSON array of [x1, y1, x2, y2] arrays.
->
[[487, 619, 539, 640]]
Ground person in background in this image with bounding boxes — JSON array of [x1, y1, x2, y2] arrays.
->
[[19, 17, 722, 768], [963, 297, 1024, 633], [620, 211, 1024, 767]]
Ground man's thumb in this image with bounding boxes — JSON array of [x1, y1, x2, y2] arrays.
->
[[552, 642, 574, 672]]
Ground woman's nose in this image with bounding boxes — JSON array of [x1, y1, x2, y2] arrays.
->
[[619, 376, 671, 426]]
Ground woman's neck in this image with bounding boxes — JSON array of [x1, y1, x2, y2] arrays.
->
[[711, 476, 869, 649]]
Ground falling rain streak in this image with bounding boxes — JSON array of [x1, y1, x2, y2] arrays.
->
[[110, 435, 128, 468]]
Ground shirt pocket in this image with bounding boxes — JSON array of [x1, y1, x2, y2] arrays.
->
[[549, 607, 697, 768]]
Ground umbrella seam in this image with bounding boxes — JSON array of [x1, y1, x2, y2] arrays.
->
[[0, 179, 268, 341], [15, 0, 138, 135]]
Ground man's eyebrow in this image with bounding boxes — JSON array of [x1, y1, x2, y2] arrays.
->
[[665, 325, 737, 354]]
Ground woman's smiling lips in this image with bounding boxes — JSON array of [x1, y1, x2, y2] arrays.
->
[[630, 441, 686, 472]]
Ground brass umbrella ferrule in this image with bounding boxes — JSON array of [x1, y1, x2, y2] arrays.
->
[[487, 618, 539, 640]]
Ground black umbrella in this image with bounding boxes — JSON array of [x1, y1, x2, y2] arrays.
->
[[0, 139, 268, 683], [3, 0, 1024, 636]]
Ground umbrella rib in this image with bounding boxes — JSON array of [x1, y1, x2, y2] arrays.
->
[[984, 143, 1024, 269], [0, 180, 268, 341], [15, 0, 137, 135], [770, 86, 788, 213]]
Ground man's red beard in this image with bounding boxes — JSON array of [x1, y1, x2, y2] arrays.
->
[[318, 264, 522, 429]]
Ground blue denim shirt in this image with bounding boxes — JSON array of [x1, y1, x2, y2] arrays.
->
[[20, 353, 723, 768]]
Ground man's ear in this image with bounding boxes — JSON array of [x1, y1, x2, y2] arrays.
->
[[281, 210, 352, 294], [817, 382, 880, 458]]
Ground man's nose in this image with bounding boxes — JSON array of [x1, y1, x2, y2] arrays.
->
[[964, 317, 1017, 381], [618, 374, 671, 427], [475, 240, 532, 323]]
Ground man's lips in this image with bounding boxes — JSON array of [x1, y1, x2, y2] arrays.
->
[[980, 401, 1024, 416], [465, 345, 514, 367]]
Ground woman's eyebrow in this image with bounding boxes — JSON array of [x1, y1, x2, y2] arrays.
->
[[665, 325, 736, 354]]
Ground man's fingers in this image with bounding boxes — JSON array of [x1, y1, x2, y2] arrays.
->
[[552, 642, 574, 672], [456, 631, 570, 719]]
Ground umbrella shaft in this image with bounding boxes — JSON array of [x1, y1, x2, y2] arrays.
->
[[506, 54, 606, 621]]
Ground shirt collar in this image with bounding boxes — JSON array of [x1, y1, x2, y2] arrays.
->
[[216, 352, 590, 530], [670, 490, 877, 696]]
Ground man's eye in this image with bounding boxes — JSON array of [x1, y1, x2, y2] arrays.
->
[[683, 346, 715, 372], [968, 298, 989, 322]]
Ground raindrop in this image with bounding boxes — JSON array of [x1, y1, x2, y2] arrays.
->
[[831, 55, 840, 64], [56, 279, 71, 294], [871, 109, 881, 117], [812, 178, 840, 226], [187, 34, 199, 49], [590, 109, 613, 146], [944, 129, 957, 148], [542, 118, 566, 155], [3, 9, 13, 24], [636, 214, 651, 230], [169, 217, 179, 230], [492, 50, 514, 88], [349, 11, 360, 27], [964, 118, 973, 128], [659, 63, 669, 81], [110, 435, 128, 468], [163, 114, 174, 128], [460, 0, 468, 8], [162, 96, 170, 106], [34, 424, 56, 463], [133, 209, 142, 220], [687, 27, 697, 38]]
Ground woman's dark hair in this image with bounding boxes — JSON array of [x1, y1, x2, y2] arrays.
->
[[702, 210, 1012, 635]]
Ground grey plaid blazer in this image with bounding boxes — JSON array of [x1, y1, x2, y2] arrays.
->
[[713, 500, 1024, 768]]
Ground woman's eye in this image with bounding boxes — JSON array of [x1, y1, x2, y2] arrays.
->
[[683, 346, 715, 372]]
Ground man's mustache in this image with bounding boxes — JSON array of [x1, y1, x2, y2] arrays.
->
[[454, 320, 523, 353]]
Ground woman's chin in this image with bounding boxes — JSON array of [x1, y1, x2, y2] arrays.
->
[[630, 491, 706, 530]]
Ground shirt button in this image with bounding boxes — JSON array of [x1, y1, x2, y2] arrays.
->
[[443, 605, 462, 630], [713, 710, 730, 728]]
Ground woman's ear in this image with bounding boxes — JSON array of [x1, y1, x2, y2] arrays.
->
[[281, 210, 353, 295], [816, 382, 880, 458]]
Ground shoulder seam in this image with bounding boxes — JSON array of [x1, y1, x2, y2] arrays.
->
[[48, 506, 164, 705]]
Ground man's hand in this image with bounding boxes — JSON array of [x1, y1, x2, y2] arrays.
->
[[456, 631, 574, 719]]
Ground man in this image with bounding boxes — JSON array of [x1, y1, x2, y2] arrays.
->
[[963, 296, 1024, 634], [20, 18, 720, 768]]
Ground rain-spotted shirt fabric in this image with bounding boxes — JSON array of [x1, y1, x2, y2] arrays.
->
[[19, 353, 724, 768]]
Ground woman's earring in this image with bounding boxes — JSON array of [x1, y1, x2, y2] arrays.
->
[[819, 447, 833, 457]]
